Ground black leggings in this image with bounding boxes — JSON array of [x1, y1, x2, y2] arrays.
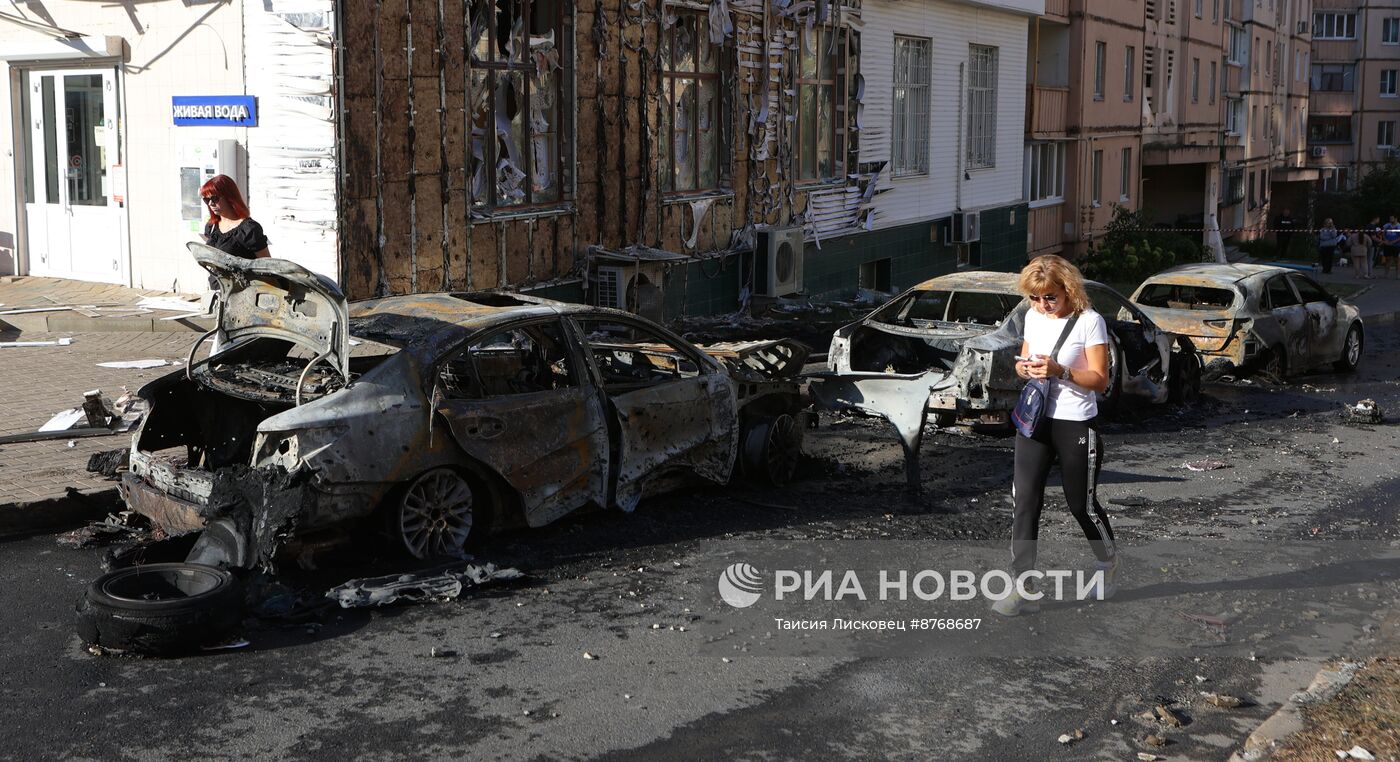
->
[[1011, 417, 1116, 574]]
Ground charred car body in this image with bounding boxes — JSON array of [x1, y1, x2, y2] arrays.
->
[[123, 245, 808, 570], [1130, 263, 1364, 377], [809, 272, 1201, 488]]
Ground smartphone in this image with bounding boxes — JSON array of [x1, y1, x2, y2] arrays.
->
[[1014, 355, 1030, 362]]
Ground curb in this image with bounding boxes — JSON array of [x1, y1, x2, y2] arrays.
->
[[1227, 660, 1364, 762], [0, 488, 119, 538]]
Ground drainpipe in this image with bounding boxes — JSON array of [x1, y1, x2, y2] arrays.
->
[[956, 61, 965, 213]]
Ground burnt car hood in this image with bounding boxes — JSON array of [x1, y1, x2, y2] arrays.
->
[[192, 242, 351, 382]]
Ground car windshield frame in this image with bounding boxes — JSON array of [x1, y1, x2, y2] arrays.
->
[[1134, 281, 1240, 311], [871, 288, 1021, 327]]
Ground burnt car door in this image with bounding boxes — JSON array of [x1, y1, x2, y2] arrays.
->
[[1086, 284, 1170, 403], [434, 319, 610, 527], [1287, 273, 1342, 367], [1263, 274, 1308, 369], [572, 316, 738, 511]]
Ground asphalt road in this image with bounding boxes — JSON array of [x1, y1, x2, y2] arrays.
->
[[3, 320, 1399, 761]]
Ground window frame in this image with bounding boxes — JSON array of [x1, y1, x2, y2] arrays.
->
[[1090, 149, 1103, 207], [436, 318, 582, 400], [1124, 46, 1135, 101], [891, 34, 932, 178], [1209, 60, 1217, 104], [1312, 12, 1357, 40], [1382, 70, 1398, 98], [966, 44, 999, 170], [796, 26, 847, 184], [1025, 141, 1066, 206], [467, 0, 569, 211], [1380, 120, 1396, 148], [1119, 146, 1132, 201], [1093, 41, 1106, 101], [659, 11, 727, 195], [1310, 63, 1356, 93], [1308, 115, 1352, 143], [1191, 57, 1200, 102], [1384, 18, 1400, 45]]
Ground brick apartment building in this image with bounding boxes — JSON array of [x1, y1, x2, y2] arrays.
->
[[1307, 0, 1400, 195]]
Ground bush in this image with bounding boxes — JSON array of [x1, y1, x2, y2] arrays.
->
[[1077, 207, 1210, 284], [1235, 238, 1276, 260]]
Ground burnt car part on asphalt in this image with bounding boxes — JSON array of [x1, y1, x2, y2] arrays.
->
[[119, 244, 809, 573], [75, 562, 243, 655], [809, 272, 1201, 491], [326, 561, 525, 608], [1131, 264, 1364, 378]]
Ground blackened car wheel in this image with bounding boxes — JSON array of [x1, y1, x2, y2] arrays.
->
[[76, 563, 243, 655], [742, 413, 803, 486], [1334, 324, 1363, 373]]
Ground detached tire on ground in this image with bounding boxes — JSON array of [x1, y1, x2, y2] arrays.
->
[[76, 563, 243, 655]]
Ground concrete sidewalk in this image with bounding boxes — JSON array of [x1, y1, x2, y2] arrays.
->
[[0, 332, 196, 534], [0, 276, 210, 333]]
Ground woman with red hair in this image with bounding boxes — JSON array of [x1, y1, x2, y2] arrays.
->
[[199, 175, 269, 259]]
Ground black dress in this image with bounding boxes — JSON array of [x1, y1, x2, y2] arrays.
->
[[203, 219, 269, 259]]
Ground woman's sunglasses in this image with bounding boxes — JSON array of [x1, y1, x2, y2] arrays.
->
[[202, 195, 220, 205], [1028, 293, 1060, 304]]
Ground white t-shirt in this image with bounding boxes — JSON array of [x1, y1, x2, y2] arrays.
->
[[1023, 308, 1110, 421]]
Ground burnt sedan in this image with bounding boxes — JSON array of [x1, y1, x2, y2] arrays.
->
[[122, 244, 808, 570], [1130, 263, 1364, 378], [809, 271, 1201, 489]]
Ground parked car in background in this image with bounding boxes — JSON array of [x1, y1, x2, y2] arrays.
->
[[121, 244, 809, 571], [809, 271, 1201, 489], [1130, 263, 1363, 377]]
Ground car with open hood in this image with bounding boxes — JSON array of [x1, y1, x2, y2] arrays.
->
[[121, 244, 809, 570], [1129, 263, 1363, 378], [809, 271, 1201, 489]]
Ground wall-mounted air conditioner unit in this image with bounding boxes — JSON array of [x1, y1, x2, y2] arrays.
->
[[596, 265, 627, 310], [1310, 146, 1328, 158], [944, 210, 982, 244], [754, 226, 805, 297]]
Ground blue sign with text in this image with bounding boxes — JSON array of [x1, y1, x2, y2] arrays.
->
[[172, 95, 258, 127]]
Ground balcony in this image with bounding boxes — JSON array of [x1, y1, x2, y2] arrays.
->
[[1042, 0, 1068, 21], [1026, 86, 1069, 137], [1028, 202, 1066, 255]]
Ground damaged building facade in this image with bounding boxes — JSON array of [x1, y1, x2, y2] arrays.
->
[[336, 0, 1038, 316]]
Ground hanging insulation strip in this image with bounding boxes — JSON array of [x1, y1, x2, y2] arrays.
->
[[245, 0, 340, 281]]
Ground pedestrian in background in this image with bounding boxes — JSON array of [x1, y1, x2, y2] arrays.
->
[[1316, 219, 1342, 275], [200, 175, 270, 260], [1382, 216, 1400, 280], [1275, 209, 1297, 259], [1359, 216, 1382, 280], [992, 255, 1117, 617], [1349, 224, 1372, 281]]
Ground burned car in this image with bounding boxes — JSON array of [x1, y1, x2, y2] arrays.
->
[[122, 244, 808, 570], [1130, 263, 1363, 377], [809, 272, 1201, 488]]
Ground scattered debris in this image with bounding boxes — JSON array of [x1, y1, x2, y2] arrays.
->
[[430, 646, 457, 658], [1111, 496, 1149, 507], [56, 511, 148, 549], [0, 337, 74, 348], [1201, 692, 1245, 708], [201, 638, 251, 651], [1153, 704, 1185, 727], [583, 652, 598, 661], [1179, 611, 1231, 627], [1137, 754, 1161, 762], [1057, 729, 1085, 745], [325, 562, 525, 608], [1344, 399, 1383, 425], [1183, 459, 1230, 471], [1143, 733, 1169, 748], [86, 449, 130, 479], [96, 359, 170, 369], [1337, 746, 1376, 760]]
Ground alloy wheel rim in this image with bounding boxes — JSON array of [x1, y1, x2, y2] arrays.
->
[[401, 470, 474, 558], [1347, 330, 1361, 365], [765, 415, 800, 483]]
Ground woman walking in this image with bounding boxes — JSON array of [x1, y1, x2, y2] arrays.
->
[[992, 255, 1118, 616], [199, 174, 270, 260], [1316, 219, 1343, 275]]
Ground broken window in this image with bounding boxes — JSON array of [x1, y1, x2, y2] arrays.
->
[[1136, 283, 1237, 310], [575, 318, 701, 391], [1265, 276, 1300, 309], [797, 27, 846, 182], [437, 321, 576, 398], [660, 12, 725, 193], [468, 0, 566, 208]]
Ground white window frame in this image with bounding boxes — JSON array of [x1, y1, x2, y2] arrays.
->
[[1384, 18, 1400, 45], [1124, 46, 1135, 101], [1191, 57, 1200, 102], [1210, 60, 1217, 104], [1091, 149, 1103, 207], [1228, 26, 1248, 66], [1093, 41, 1106, 100], [1379, 120, 1396, 148], [1312, 12, 1356, 40], [1226, 97, 1244, 135], [1024, 141, 1066, 206], [966, 44, 998, 170], [1382, 70, 1398, 98], [891, 35, 932, 178]]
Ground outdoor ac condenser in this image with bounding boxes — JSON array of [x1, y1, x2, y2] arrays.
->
[[945, 210, 982, 244], [754, 226, 805, 297]]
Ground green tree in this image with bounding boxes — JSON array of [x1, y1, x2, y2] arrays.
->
[[1077, 206, 1209, 284]]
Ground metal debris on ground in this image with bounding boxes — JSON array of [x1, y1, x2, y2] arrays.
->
[[1344, 399, 1383, 425], [56, 511, 149, 549], [1337, 746, 1376, 760], [0, 337, 74, 348], [1153, 704, 1185, 727], [1183, 459, 1230, 471], [86, 448, 130, 479], [1143, 733, 1169, 747], [325, 562, 525, 608], [96, 359, 171, 369]]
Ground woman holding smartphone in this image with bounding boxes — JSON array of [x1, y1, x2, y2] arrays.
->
[[992, 255, 1118, 616]]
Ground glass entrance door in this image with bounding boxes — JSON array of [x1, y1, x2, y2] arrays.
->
[[23, 68, 127, 284]]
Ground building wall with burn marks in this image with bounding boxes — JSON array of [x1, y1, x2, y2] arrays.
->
[[336, 0, 870, 300]]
